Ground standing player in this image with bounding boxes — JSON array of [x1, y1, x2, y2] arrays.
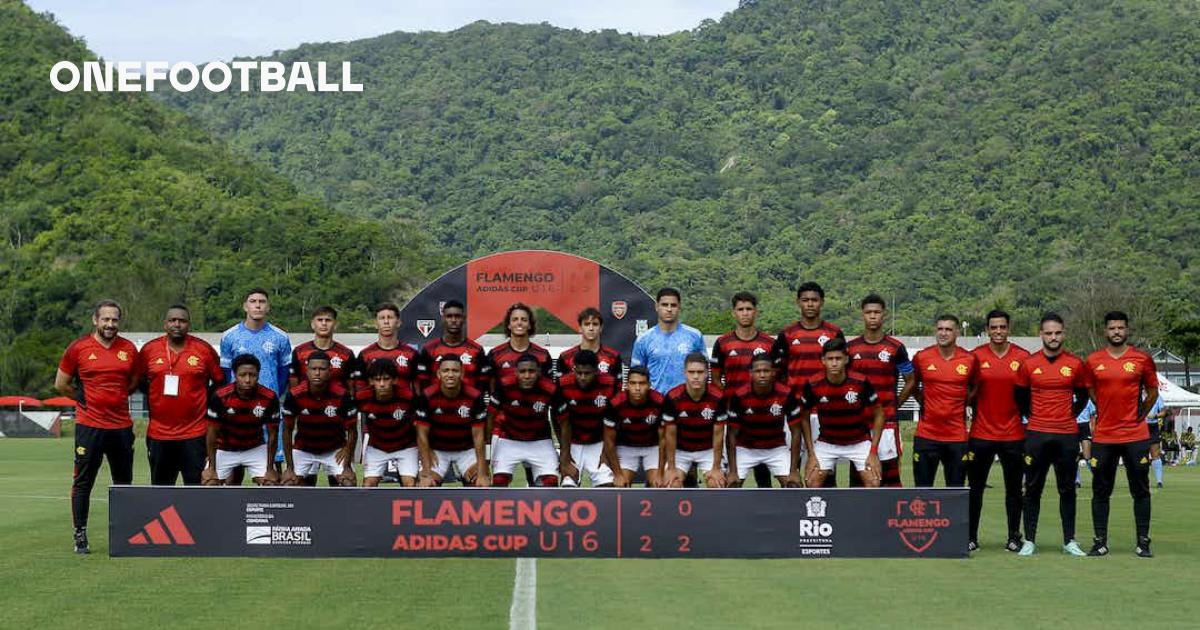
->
[[280, 351, 358, 486], [56, 300, 140, 554], [798, 338, 884, 488], [631, 288, 705, 393], [711, 292, 775, 488], [556, 307, 623, 378], [900, 314, 977, 488], [356, 303, 420, 394], [203, 354, 280, 486], [725, 356, 802, 488], [414, 355, 491, 487], [358, 359, 420, 487], [711, 292, 775, 392], [554, 350, 619, 487], [487, 303, 553, 379], [290, 306, 357, 388], [220, 288, 292, 472], [846, 294, 913, 487], [773, 282, 844, 391], [1015, 313, 1091, 556], [663, 353, 728, 488], [603, 367, 667, 487], [415, 300, 492, 391], [1086, 311, 1158, 557], [491, 355, 560, 487], [140, 304, 224, 486], [968, 309, 1031, 552]]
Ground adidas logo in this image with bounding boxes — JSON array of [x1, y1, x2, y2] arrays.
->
[[128, 505, 194, 546], [819, 396, 829, 403], [729, 350, 738, 357]]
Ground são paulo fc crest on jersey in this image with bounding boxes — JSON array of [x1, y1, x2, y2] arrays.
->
[[610, 301, 627, 320]]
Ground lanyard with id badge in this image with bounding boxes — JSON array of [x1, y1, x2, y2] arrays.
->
[[163, 346, 184, 397]]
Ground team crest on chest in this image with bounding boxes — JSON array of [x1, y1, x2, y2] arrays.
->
[[1010, 361, 1020, 371], [845, 389, 859, 404], [817, 335, 830, 346], [593, 395, 607, 407], [1060, 366, 1073, 377], [1122, 362, 1136, 373], [955, 364, 968, 376], [769, 403, 783, 416], [117, 350, 129, 362], [460, 353, 473, 365], [252, 405, 265, 417], [396, 355, 409, 367], [187, 355, 200, 367], [330, 356, 343, 369], [878, 350, 892, 363], [598, 361, 611, 372], [393, 409, 406, 420], [324, 405, 338, 417], [533, 401, 546, 413], [701, 407, 715, 420], [457, 405, 471, 418], [262, 342, 275, 354]]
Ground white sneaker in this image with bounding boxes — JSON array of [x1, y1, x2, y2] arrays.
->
[[1063, 540, 1086, 556], [1018, 540, 1036, 556]]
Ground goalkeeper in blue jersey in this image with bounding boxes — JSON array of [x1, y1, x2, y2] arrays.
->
[[220, 288, 293, 475]]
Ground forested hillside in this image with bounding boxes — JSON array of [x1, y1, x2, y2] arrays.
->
[[0, 0, 443, 395], [166, 0, 1199, 340]]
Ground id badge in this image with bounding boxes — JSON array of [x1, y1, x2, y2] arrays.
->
[[163, 373, 180, 397]]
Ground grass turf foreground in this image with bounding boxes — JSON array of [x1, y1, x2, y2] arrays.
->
[[0, 435, 1195, 629]]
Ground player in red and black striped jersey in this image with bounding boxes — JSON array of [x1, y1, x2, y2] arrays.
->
[[355, 303, 420, 395], [56, 300, 140, 553], [968, 309, 1031, 552], [712, 292, 775, 392], [663, 353, 728, 488], [900, 314, 978, 489], [603, 367, 667, 487], [554, 350, 619, 487], [491, 355, 560, 486], [772, 282, 845, 391], [798, 338, 885, 488], [414, 355, 491, 487], [357, 359, 420, 487], [290, 305, 357, 389], [556, 307, 623, 379], [1086, 311, 1158, 557], [846, 294, 913, 488], [726, 356, 804, 487], [488, 302, 554, 381], [1013, 313, 1092, 556], [712, 292, 775, 488], [281, 351, 358, 487], [415, 300, 493, 391], [203, 354, 280, 486]]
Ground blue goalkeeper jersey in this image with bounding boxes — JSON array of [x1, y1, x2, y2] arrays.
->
[[219, 322, 292, 398], [631, 323, 706, 393]]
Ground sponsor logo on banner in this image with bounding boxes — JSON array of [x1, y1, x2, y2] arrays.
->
[[610, 301, 627, 320], [246, 526, 271, 545], [797, 496, 833, 555], [416, 320, 436, 337], [888, 497, 951, 554], [242, 501, 312, 546], [128, 505, 195, 546]]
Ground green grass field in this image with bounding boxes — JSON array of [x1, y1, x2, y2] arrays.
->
[[1, 430, 1196, 629]]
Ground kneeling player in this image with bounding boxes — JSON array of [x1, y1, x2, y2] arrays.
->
[[725, 356, 802, 487], [554, 350, 619, 487], [281, 351, 358, 486], [663, 353, 728, 488], [359, 359, 419, 487], [603, 367, 666, 487], [799, 339, 884, 488], [492, 355, 560, 487], [414, 355, 491, 487], [203, 354, 280, 485]]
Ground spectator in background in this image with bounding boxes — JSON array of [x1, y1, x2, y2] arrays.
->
[[1180, 427, 1196, 465], [1145, 397, 1166, 488]]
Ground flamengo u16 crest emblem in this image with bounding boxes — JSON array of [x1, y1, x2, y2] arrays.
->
[[889, 497, 951, 554], [611, 301, 627, 320], [416, 320, 435, 338]]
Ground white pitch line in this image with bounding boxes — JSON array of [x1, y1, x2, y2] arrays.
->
[[0, 494, 106, 502], [509, 557, 537, 630]]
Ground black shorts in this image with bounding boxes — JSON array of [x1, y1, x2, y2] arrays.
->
[[1076, 422, 1092, 442], [1148, 423, 1161, 442]]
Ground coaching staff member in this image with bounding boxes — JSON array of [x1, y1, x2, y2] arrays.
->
[[56, 299, 141, 554]]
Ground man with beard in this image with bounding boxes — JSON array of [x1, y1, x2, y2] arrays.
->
[[1085, 311, 1158, 557], [1015, 313, 1091, 556], [56, 300, 141, 554]]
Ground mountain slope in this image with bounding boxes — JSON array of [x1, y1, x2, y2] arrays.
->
[[166, 0, 1199, 336]]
